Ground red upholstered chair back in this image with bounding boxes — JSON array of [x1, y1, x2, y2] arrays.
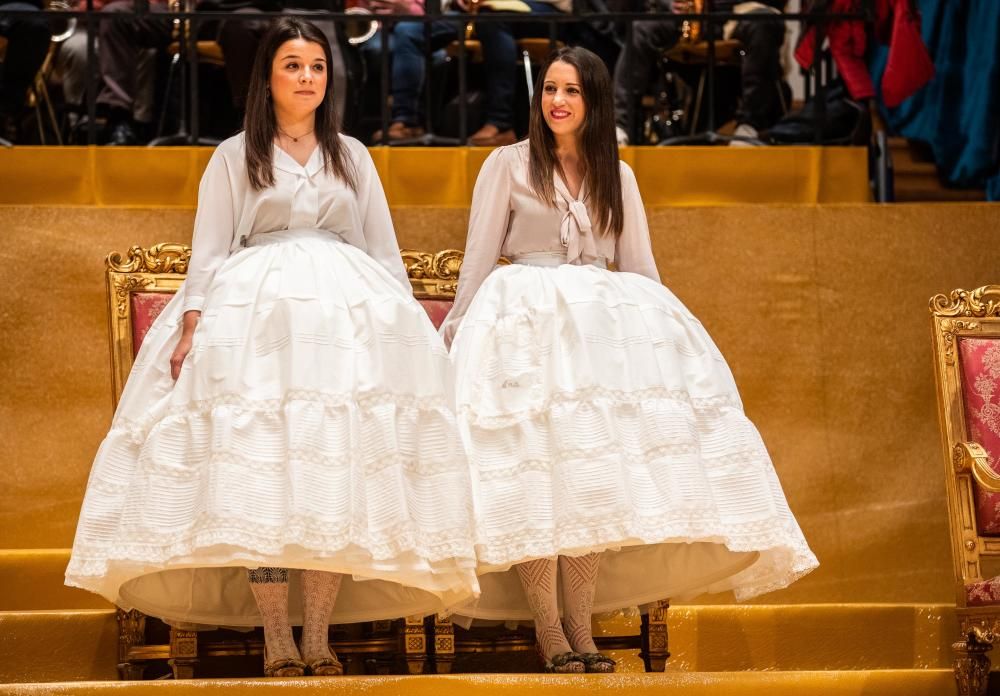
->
[[958, 338, 1000, 536], [106, 245, 465, 404], [131, 293, 174, 354]]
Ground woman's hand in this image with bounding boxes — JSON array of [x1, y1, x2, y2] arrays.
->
[[170, 310, 201, 381]]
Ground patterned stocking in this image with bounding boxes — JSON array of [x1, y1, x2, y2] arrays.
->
[[558, 553, 601, 654], [299, 570, 343, 664], [247, 568, 300, 663], [516, 558, 573, 659]]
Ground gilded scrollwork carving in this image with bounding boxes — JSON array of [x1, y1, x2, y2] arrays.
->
[[107, 243, 191, 274], [401, 249, 464, 281], [940, 319, 982, 365], [116, 608, 145, 662], [113, 275, 154, 318], [401, 248, 508, 288], [953, 442, 1000, 491], [932, 286, 1000, 318], [954, 624, 995, 696]]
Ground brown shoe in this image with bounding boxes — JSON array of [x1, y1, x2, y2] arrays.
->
[[469, 123, 516, 147], [372, 122, 426, 143]]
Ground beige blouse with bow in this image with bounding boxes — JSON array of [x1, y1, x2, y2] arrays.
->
[[441, 139, 661, 344]]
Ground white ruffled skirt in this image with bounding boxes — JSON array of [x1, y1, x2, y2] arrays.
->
[[65, 229, 479, 626], [449, 258, 817, 621]]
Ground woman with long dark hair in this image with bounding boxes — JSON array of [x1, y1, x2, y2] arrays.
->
[[441, 46, 817, 673], [66, 17, 478, 678]]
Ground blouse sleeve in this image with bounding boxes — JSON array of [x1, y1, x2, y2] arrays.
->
[[182, 148, 237, 313], [440, 146, 512, 348], [354, 142, 412, 295], [614, 162, 661, 283]]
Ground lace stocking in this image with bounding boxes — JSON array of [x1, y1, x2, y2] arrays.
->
[[247, 568, 300, 662], [300, 570, 343, 663], [559, 553, 601, 654], [516, 558, 572, 659]]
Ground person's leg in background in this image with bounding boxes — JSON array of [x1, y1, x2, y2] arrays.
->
[[729, 7, 785, 143], [611, 0, 678, 145], [97, 0, 170, 144]]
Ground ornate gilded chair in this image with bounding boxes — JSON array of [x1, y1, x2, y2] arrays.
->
[[930, 285, 1000, 696], [105, 244, 464, 679]]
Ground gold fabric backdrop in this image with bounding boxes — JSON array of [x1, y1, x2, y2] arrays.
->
[[2, 202, 994, 605]]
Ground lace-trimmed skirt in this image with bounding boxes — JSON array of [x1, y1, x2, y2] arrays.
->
[[448, 259, 817, 621], [65, 230, 479, 626]]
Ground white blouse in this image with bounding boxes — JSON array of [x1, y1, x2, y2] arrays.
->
[[182, 133, 411, 314], [440, 140, 661, 344]]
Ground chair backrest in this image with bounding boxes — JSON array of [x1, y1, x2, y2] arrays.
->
[[400, 249, 463, 330], [105, 244, 464, 405], [930, 285, 1000, 602]]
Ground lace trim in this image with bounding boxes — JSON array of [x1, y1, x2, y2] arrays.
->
[[472, 441, 767, 480], [70, 514, 477, 577], [459, 385, 743, 430], [113, 389, 454, 442], [475, 514, 817, 600], [114, 447, 469, 483]]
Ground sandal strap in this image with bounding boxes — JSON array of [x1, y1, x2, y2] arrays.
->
[[308, 657, 343, 669], [545, 651, 586, 671], [264, 657, 306, 674], [581, 652, 616, 666]]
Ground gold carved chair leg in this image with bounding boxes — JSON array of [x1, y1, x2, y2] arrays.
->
[[116, 609, 147, 680], [640, 599, 670, 672], [168, 627, 199, 679], [953, 624, 995, 696], [432, 615, 456, 674], [403, 615, 430, 674]]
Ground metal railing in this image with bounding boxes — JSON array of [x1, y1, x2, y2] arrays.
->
[[0, 0, 873, 147]]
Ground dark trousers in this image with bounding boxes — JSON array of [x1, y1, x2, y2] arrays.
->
[[97, 0, 171, 114], [0, 2, 52, 115], [390, 2, 561, 131], [613, 1, 785, 133]]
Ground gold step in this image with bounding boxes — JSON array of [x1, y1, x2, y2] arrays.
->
[[0, 551, 110, 611], [0, 610, 118, 683], [0, 603, 958, 683], [0, 671, 957, 696], [661, 604, 957, 671]]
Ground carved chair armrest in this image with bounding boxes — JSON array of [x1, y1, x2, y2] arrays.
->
[[954, 442, 1000, 492]]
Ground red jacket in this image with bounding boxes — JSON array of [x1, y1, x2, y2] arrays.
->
[[795, 0, 934, 106]]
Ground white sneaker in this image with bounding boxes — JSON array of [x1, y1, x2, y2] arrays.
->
[[616, 126, 629, 147], [729, 123, 760, 147]]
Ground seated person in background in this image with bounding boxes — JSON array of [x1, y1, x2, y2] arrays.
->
[[88, 0, 172, 144], [216, 0, 350, 126], [50, 0, 157, 140], [612, 0, 786, 145], [0, 0, 52, 142], [373, 0, 568, 146]]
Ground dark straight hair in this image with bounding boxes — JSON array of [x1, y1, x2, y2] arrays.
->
[[243, 17, 356, 192], [527, 46, 624, 238]]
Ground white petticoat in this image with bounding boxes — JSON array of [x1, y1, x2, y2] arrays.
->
[[65, 229, 479, 626], [448, 259, 817, 621]]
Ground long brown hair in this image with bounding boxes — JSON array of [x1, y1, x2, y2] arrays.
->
[[243, 17, 356, 191], [528, 46, 623, 238]]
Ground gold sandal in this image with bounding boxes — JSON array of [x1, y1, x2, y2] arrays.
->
[[263, 650, 306, 677], [306, 654, 344, 676], [581, 652, 616, 673]]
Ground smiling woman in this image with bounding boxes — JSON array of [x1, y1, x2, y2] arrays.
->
[[64, 16, 479, 680], [440, 46, 818, 675]]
